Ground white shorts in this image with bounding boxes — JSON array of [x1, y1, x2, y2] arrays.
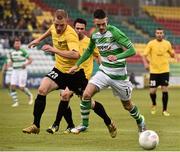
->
[[5, 74, 12, 85], [89, 71, 133, 101], [11, 69, 27, 87]]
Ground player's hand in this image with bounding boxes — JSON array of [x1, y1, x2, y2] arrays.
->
[[174, 54, 180, 62], [68, 65, 79, 74], [41, 44, 55, 53], [107, 55, 117, 62], [28, 39, 40, 48], [144, 63, 149, 71], [22, 64, 26, 69]]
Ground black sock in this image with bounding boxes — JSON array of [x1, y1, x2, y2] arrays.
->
[[33, 94, 46, 128], [162, 92, 168, 111], [93, 101, 111, 126], [53, 101, 69, 126], [150, 93, 156, 106], [64, 106, 75, 128]]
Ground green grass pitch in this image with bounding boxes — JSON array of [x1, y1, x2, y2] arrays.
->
[[0, 88, 180, 151]]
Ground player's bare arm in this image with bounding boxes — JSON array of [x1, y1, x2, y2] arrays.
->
[[169, 51, 175, 58], [22, 57, 33, 69], [142, 56, 149, 71], [28, 28, 51, 48], [7, 61, 12, 69], [93, 54, 101, 64], [68, 65, 79, 74], [41, 44, 80, 59]]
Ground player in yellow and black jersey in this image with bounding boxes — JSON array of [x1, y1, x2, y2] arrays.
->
[[142, 28, 175, 116]]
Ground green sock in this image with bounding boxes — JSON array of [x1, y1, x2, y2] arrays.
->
[[130, 105, 143, 124], [80, 99, 91, 127]]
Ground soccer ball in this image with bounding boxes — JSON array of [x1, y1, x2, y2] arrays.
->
[[139, 130, 159, 150]]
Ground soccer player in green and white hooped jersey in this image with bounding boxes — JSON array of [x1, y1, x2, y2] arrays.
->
[[69, 9, 147, 136], [9, 38, 33, 107]]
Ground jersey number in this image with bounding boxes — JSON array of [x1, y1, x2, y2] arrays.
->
[[125, 88, 130, 96], [48, 71, 58, 79], [150, 80, 156, 87]]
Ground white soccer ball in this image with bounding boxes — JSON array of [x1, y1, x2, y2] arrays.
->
[[139, 130, 159, 150]]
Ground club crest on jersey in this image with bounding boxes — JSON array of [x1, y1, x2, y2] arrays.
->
[[58, 41, 66, 47]]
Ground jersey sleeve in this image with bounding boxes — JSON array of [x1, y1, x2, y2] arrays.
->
[[110, 25, 133, 49], [93, 47, 99, 57], [76, 37, 95, 66], [109, 25, 135, 59], [143, 42, 151, 56], [21, 49, 29, 58]]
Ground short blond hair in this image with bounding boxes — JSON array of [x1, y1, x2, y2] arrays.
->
[[54, 9, 68, 20]]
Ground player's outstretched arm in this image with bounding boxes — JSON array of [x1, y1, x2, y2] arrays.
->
[[28, 28, 51, 48], [116, 46, 136, 59], [41, 44, 80, 59]]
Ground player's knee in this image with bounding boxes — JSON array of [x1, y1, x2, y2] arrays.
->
[[122, 101, 133, 111], [161, 86, 168, 92], [83, 92, 91, 100], [124, 105, 132, 111], [38, 86, 48, 96], [10, 85, 16, 90], [61, 91, 71, 101], [19, 87, 24, 91]]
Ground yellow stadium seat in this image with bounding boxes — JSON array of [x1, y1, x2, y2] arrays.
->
[[142, 5, 180, 20]]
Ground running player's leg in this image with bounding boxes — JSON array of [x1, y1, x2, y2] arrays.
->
[[22, 76, 58, 134], [161, 72, 170, 116], [72, 71, 113, 134], [69, 69, 92, 132], [18, 69, 33, 105], [111, 80, 146, 133], [5, 73, 11, 93], [46, 87, 75, 134], [81, 83, 97, 127], [92, 100, 111, 127], [92, 100, 116, 138], [47, 69, 86, 134], [61, 89, 75, 133], [149, 74, 158, 114], [122, 100, 146, 132], [10, 70, 18, 107]]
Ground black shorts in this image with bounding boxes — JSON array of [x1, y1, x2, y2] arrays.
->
[[46, 67, 88, 96], [149, 72, 169, 88]]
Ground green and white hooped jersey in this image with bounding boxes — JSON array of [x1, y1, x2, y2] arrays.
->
[[91, 25, 133, 80], [10, 49, 29, 69], [6, 58, 13, 75]]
